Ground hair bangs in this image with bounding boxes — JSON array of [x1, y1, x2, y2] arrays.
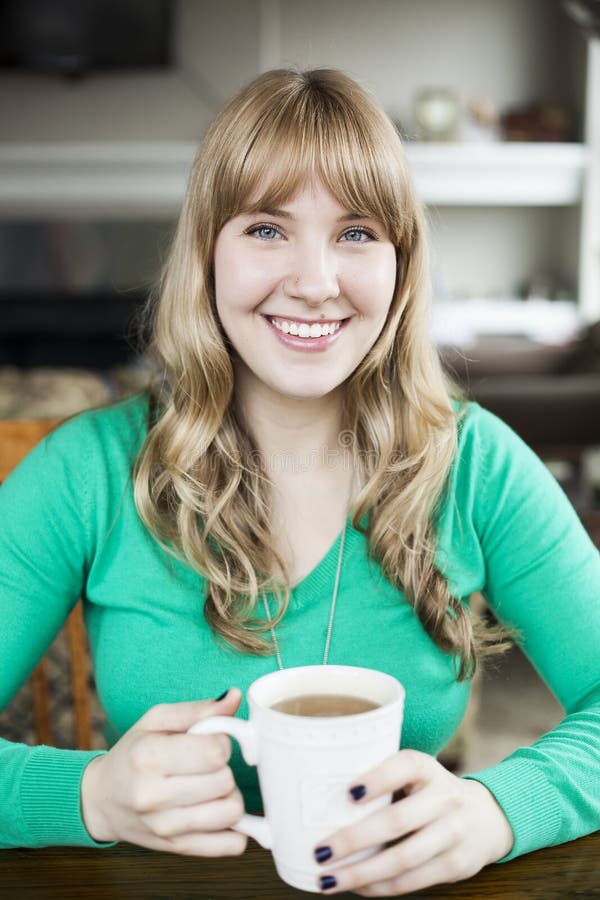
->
[[215, 92, 320, 223], [214, 76, 413, 247], [315, 106, 414, 247]]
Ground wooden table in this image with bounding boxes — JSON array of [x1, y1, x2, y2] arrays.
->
[[1, 833, 599, 899]]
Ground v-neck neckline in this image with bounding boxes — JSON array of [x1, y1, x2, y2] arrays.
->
[[286, 514, 362, 607]]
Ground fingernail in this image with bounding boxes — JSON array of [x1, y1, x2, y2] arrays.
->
[[349, 784, 366, 801], [320, 875, 337, 890], [314, 845, 332, 863], [215, 690, 229, 701]]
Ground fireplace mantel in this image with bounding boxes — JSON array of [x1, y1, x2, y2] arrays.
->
[[0, 141, 586, 220], [0, 143, 197, 220]]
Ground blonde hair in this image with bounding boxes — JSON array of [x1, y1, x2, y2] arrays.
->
[[134, 68, 511, 680]]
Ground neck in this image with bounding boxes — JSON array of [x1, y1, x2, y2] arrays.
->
[[234, 373, 349, 479]]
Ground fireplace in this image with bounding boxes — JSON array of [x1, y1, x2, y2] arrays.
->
[[0, 219, 171, 417], [1, 287, 144, 368]]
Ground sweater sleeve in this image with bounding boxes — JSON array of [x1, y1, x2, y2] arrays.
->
[[0, 418, 113, 848], [459, 406, 600, 861]]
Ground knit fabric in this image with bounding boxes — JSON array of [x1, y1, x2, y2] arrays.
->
[[1, 394, 598, 857]]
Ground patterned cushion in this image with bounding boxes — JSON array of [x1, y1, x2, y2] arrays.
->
[[0, 625, 106, 750]]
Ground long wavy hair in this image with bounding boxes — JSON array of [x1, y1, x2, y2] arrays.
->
[[134, 67, 512, 680]]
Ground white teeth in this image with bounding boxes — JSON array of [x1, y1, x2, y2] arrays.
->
[[269, 317, 342, 339]]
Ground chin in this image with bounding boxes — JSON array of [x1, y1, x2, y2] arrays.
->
[[274, 382, 341, 401]]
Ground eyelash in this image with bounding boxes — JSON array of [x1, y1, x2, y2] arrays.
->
[[244, 223, 378, 242]]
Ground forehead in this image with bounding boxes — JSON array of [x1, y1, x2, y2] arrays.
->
[[241, 177, 356, 216], [239, 174, 383, 226]]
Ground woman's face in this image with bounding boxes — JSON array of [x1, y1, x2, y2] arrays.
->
[[213, 178, 398, 402]]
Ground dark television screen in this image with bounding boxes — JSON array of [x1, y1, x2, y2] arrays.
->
[[0, 0, 173, 77]]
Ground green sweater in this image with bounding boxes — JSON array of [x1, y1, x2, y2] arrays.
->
[[1, 394, 599, 859]]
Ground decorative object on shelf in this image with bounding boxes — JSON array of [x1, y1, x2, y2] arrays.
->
[[460, 97, 500, 143], [414, 87, 460, 141], [499, 102, 573, 142]]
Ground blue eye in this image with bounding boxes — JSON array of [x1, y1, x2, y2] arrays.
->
[[341, 227, 375, 242], [246, 224, 282, 241]]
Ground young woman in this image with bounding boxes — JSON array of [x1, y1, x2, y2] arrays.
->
[[0, 68, 598, 896]]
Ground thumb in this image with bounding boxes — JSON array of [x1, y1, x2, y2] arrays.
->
[[212, 687, 243, 717], [137, 687, 243, 733]]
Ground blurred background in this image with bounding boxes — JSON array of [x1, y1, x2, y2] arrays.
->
[[0, 0, 599, 765], [0, 1, 599, 504]]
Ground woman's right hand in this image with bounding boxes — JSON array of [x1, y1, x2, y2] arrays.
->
[[80, 689, 248, 857]]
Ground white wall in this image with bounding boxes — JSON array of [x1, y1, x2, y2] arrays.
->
[[279, 0, 584, 138], [276, 0, 584, 299], [0, 0, 587, 301], [0, 0, 260, 142], [428, 206, 580, 300], [0, 0, 583, 142]]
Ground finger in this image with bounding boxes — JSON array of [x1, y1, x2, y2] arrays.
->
[[343, 845, 477, 897], [347, 750, 439, 804], [144, 788, 246, 837], [132, 731, 232, 776], [152, 768, 237, 810], [137, 688, 242, 733], [130, 768, 237, 814], [168, 829, 248, 858], [315, 785, 446, 865], [143, 828, 248, 858], [316, 817, 459, 895]]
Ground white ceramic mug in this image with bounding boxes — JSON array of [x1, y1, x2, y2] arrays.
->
[[188, 665, 405, 892]]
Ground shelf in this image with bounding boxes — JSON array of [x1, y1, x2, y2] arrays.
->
[[405, 142, 587, 206], [0, 143, 196, 219], [0, 141, 588, 218], [431, 298, 583, 347]]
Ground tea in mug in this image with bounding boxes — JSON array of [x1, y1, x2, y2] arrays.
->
[[270, 693, 380, 717]]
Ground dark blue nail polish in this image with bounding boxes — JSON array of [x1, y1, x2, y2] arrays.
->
[[215, 690, 229, 701], [320, 874, 337, 890], [349, 783, 366, 801], [314, 845, 333, 863]]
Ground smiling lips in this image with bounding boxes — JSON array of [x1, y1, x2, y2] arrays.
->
[[266, 315, 344, 338], [262, 314, 349, 351]]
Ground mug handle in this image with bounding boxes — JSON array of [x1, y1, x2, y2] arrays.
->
[[187, 716, 273, 849]]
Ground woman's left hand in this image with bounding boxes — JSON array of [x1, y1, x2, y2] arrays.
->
[[314, 749, 514, 896]]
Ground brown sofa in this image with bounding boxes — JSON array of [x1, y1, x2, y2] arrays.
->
[[440, 321, 600, 451]]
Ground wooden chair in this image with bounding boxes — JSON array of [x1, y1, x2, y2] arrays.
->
[[0, 419, 94, 750]]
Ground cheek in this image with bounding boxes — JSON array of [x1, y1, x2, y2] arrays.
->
[[214, 238, 281, 317], [347, 249, 397, 316], [214, 241, 245, 313], [375, 246, 399, 297]]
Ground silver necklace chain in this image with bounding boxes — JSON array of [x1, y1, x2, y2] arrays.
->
[[261, 520, 348, 669]]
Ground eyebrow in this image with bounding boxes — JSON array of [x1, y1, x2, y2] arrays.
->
[[242, 206, 370, 223]]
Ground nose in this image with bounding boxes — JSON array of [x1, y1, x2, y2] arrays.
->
[[284, 243, 340, 307]]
